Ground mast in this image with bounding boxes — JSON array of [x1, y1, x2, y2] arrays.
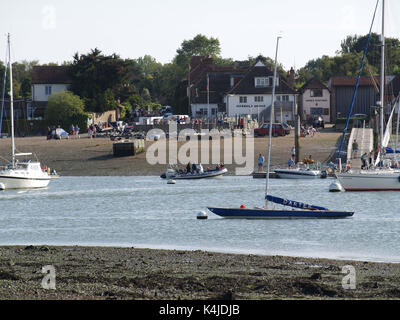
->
[[266, 36, 281, 208], [379, 0, 385, 160], [7, 33, 15, 168]]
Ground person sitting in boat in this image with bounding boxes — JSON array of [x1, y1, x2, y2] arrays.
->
[[198, 164, 204, 174], [192, 163, 197, 173], [186, 162, 192, 174]]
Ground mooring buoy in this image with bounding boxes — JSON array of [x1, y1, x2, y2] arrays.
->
[[329, 182, 343, 193], [197, 211, 208, 220]]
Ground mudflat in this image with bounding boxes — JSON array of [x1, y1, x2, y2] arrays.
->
[[0, 246, 399, 300], [0, 128, 341, 176]]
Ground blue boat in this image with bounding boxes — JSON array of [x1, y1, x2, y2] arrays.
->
[[206, 36, 355, 220], [207, 207, 354, 219]]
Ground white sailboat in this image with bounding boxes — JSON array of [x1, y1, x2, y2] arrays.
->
[[0, 34, 50, 190], [335, 0, 400, 191]]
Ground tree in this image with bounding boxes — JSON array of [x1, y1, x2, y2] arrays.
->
[[69, 48, 137, 113], [175, 34, 221, 68], [45, 91, 87, 130]]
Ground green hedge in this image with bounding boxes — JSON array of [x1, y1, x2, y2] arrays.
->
[[1, 120, 51, 137]]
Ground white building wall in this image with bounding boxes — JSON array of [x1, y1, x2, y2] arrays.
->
[[227, 94, 295, 117], [302, 89, 330, 122], [191, 104, 218, 118], [32, 84, 70, 102]]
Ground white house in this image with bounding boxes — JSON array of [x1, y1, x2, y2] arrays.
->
[[298, 78, 331, 123], [226, 61, 297, 122], [30, 66, 72, 119]]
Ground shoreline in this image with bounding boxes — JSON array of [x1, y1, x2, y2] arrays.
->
[[3, 242, 398, 265], [0, 245, 399, 300]]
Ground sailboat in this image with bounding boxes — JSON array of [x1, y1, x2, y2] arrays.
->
[[335, 0, 400, 191], [207, 36, 354, 219], [0, 34, 51, 190]]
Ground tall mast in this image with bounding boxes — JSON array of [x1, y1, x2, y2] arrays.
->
[[379, 0, 385, 157], [7, 33, 15, 168], [266, 36, 281, 208]]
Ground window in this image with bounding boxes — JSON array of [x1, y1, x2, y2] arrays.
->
[[281, 95, 289, 102], [255, 76, 279, 88], [45, 86, 52, 96], [310, 89, 323, 97], [254, 96, 264, 102], [239, 96, 247, 103], [311, 108, 323, 116]]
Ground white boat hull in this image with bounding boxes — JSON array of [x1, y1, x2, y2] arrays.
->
[[336, 171, 400, 191], [0, 175, 50, 189], [274, 169, 321, 179]]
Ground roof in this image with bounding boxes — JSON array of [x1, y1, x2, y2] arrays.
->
[[298, 77, 330, 94], [31, 66, 72, 85], [189, 56, 247, 104], [329, 76, 380, 87], [228, 61, 296, 95]]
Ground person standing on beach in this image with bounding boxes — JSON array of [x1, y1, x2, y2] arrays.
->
[[291, 146, 296, 159], [258, 154, 265, 172]]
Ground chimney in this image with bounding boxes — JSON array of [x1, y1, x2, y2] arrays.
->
[[289, 67, 295, 89]]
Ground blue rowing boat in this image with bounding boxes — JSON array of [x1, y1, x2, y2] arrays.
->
[[207, 207, 354, 219]]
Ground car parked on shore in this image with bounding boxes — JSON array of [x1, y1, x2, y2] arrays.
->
[[254, 123, 286, 137], [50, 128, 69, 140]]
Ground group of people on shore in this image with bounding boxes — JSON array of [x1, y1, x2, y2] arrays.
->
[[302, 125, 318, 138], [69, 124, 80, 138]]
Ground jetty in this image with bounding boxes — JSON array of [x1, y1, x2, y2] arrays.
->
[[113, 139, 145, 157], [346, 127, 373, 168]]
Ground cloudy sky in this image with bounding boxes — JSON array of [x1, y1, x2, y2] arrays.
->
[[1, 0, 399, 70]]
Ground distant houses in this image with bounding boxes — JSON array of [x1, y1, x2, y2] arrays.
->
[[298, 78, 330, 123], [226, 61, 296, 122], [30, 66, 72, 119], [25, 59, 400, 126], [188, 56, 247, 118], [328, 76, 380, 122]]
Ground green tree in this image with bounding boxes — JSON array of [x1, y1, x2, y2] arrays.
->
[[175, 34, 221, 68], [45, 91, 87, 130], [69, 48, 137, 113]]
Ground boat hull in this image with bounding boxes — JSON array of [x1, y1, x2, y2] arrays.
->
[[208, 207, 354, 219], [0, 175, 50, 189], [336, 171, 400, 191], [164, 168, 228, 180], [274, 169, 321, 179]]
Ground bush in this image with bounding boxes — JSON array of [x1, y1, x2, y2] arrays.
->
[[45, 91, 88, 130]]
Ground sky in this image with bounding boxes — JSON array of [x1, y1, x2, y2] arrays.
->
[[1, 0, 400, 70]]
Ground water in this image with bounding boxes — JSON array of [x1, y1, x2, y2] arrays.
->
[[0, 176, 399, 263]]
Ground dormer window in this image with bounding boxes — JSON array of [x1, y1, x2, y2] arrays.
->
[[310, 89, 323, 97], [255, 77, 279, 88]]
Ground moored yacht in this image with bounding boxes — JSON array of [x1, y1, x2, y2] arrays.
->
[[0, 34, 51, 190]]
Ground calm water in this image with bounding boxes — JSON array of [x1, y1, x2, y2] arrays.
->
[[0, 176, 399, 263]]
